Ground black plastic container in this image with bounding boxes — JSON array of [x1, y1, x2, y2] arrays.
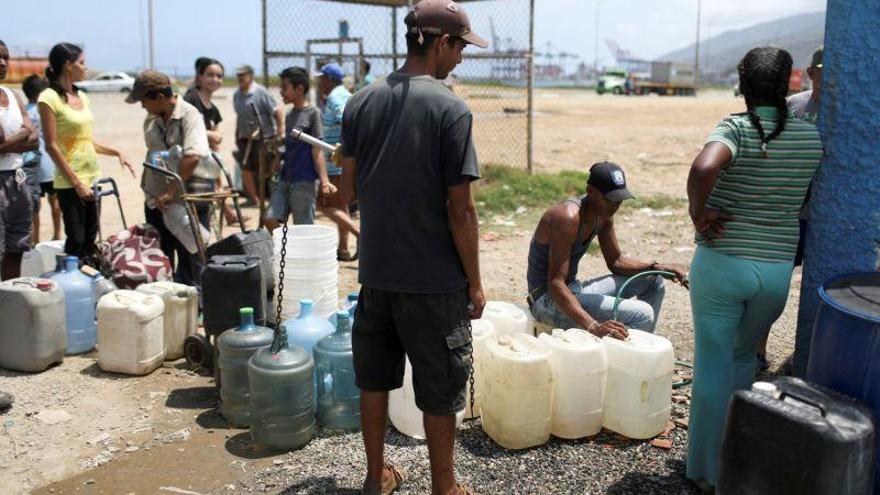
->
[[201, 255, 266, 338], [206, 230, 274, 296], [718, 376, 874, 495]]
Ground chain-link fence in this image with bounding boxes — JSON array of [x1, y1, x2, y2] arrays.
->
[[262, 0, 534, 170]]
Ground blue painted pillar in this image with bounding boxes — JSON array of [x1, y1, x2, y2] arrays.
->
[[793, 0, 880, 377]]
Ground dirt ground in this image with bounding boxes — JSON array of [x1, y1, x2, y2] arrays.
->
[[0, 88, 803, 494]]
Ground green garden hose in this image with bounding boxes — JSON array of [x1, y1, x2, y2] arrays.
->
[[611, 270, 694, 389]]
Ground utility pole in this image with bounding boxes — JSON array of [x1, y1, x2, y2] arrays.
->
[[147, 0, 156, 70], [138, 0, 147, 69], [594, 0, 601, 77], [694, 0, 701, 88]]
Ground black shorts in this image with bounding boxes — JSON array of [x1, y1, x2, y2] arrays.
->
[[40, 181, 55, 197], [352, 286, 472, 416]]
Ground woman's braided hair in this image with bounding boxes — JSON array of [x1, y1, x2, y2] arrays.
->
[[737, 47, 793, 157]]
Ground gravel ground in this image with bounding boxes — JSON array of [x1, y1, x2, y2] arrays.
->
[[223, 382, 698, 495]]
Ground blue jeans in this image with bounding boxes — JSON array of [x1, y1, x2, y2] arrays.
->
[[531, 273, 666, 332], [267, 179, 316, 225]]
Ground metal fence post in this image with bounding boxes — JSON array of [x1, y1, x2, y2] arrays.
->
[[261, 0, 269, 85], [527, 0, 535, 175], [391, 6, 399, 70]]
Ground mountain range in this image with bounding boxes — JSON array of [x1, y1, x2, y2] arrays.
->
[[659, 11, 826, 76]]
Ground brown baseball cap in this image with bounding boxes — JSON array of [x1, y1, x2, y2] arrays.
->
[[125, 69, 172, 103], [405, 0, 489, 49]]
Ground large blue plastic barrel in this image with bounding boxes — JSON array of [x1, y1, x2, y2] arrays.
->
[[807, 272, 880, 494]]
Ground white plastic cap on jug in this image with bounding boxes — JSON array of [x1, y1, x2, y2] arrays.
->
[[752, 381, 781, 398], [538, 328, 608, 439], [97, 290, 166, 376], [388, 357, 465, 439], [481, 301, 534, 336], [601, 329, 674, 439], [482, 333, 553, 450], [464, 319, 497, 419]]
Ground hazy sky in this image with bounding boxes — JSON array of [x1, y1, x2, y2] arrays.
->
[[3, 0, 826, 75]]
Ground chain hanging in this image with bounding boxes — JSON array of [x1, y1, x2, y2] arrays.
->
[[271, 220, 289, 354], [467, 319, 476, 418]]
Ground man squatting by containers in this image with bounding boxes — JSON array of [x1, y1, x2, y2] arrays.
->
[[0, 39, 39, 412], [526, 161, 688, 339], [337, 1, 488, 493]]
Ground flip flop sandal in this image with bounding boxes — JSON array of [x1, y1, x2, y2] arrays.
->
[[455, 483, 477, 495], [361, 462, 407, 495]]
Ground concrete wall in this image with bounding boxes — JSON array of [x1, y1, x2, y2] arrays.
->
[[793, 0, 880, 377]]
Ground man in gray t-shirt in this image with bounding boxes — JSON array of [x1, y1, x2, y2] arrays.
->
[[338, 1, 489, 494], [232, 64, 283, 206], [787, 46, 823, 125]]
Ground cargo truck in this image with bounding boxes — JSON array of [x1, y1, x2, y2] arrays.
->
[[596, 69, 629, 95], [635, 62, 697, 96]]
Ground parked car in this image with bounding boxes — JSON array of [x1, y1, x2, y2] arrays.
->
[[75, 72, 135, 93]]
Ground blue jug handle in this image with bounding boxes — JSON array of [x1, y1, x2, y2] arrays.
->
[[320, 372, 334, 398]]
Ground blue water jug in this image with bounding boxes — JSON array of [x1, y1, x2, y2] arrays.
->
[[248, 327, 315, 450], [40, 253, 66, 278], [313, 310, 361, 430], [347, 292, 359, 314], [48, 256, 96, 354], [217, 307, 274, 426], [283, 300, 334, 356], [329, 292, 359, 327]]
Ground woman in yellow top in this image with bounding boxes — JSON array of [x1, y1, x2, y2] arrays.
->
[[38, 43, 134, 262]]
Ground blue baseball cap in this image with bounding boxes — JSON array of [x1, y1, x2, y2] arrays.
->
[[315, 63, 344, 82]]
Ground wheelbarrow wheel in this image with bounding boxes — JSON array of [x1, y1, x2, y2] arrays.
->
[[184, 334, 213, 372]]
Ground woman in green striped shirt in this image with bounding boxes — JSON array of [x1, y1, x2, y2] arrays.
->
[[685, 47, 822, 491]]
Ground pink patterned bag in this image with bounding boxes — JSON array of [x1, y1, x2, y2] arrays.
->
[[100, 224, 173, 289]]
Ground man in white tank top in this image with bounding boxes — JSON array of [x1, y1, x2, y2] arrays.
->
[[0, 40, 39, 281]]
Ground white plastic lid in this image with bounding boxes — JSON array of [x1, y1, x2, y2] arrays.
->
[[752, 381, 778, 395]]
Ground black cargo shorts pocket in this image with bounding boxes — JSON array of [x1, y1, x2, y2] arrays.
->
[[445, 324, 473, 392]]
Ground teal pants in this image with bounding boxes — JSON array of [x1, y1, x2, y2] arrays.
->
[[686, 246, 793, 486]]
